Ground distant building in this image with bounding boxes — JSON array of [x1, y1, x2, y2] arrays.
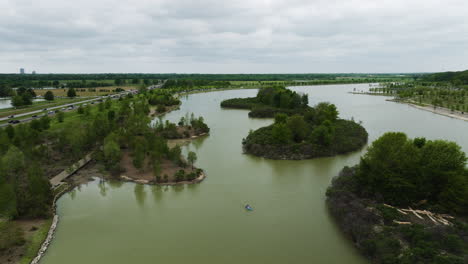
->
[[32, 70, 36, 74], [20, 68, 25, 74]]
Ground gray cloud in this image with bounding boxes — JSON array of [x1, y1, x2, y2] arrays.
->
[[1, 0, 467, 73]]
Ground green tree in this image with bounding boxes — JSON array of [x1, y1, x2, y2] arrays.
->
[[5, 125, 15, 139], [39, 116, 51, 130], [21, 93, 32, 105], [56, 111, 65, 123], [274, 113, 288, 124], [152, 159, 161, 179], [187, 151, 197, 170], [169, 145, 182, 166], [11, 95, 24, 107], [356, 132, 468, 213], [314, 102, 339, 124], [103, 136, 121, 172], [21, 165, 52, 218], [301, 94, 309, 106], [44, 91, 54, 101], [310, 121, 334, 146], [132, 138, 146, 170], [107, 110, 115, 121], [271, 123, 292, 144], [286, 115, 308, 142], [77, 105, 84, 114], [67, 88, 76, 98], [1, 146, 25, 177], [0, 183, 17, 218]]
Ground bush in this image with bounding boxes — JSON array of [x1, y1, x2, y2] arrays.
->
[[376, 204, 400, 224], [0, 221, 25, 250], [156, 105, 166, 113], [175, 170, 185, 182]]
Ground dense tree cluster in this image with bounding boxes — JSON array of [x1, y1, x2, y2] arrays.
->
[[422, 69, 468, 84], [356, 132, 468, 215], [153, 113, 210, 139], [326, 133, 468, 264], [162, 79, 230, 89], [0, 73, 414, 95], [11, 87, 37, 107], [147, 91, 180, 106], [0, 117, 53, 219], [221, 86, 310, 118], [242, 100, 367, 159], [223, 87, 367, 160]]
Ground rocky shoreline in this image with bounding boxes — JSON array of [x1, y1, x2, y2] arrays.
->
[[30, 182, 75, 264]]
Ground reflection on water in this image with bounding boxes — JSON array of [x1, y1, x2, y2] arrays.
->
[[134, 184, 147, 207], [107, 179, 124, 189], [68, 189, 76, 200], [151, 185, 163, 203], [98, 179, 108, 197]]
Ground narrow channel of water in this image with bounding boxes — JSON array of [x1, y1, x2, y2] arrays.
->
[[41, 84, 468, 264]]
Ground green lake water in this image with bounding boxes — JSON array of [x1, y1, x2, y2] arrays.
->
[[41, 84, 468, 264]]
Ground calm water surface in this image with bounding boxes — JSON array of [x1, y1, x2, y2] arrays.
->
[[41, 84, 468, 264], [0, 98, 45, 109]]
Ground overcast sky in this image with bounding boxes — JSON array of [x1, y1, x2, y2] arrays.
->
[[1, 0, 467, 73]]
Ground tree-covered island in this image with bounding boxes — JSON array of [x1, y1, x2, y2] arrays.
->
[[327, 132, 468, 264], [221, 86, 368, 159]]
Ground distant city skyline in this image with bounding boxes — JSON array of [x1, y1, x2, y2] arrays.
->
[[1, 0, 468, 73]]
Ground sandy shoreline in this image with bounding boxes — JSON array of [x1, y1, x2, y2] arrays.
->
[[120, 171, 206, 186], [388, 99, 468, 122]]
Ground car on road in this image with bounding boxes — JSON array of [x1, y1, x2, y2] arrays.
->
[[8, 120, 20, 124], [48, 111, 55, 115], [32, 115, 38, 118], [8, 115, 14, 118], [43, 108, 48, 111]]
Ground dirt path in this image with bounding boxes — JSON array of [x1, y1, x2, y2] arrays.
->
[[49, 153, 93, 188]]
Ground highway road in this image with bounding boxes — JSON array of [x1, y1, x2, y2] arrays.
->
[[0, 83, 164, 128], [0, 91, 134, 128]]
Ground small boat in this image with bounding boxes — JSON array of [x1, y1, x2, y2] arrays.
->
[[245, 204, 253, 211]]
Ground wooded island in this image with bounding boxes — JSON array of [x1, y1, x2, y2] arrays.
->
[[221, 86, 368, 159]]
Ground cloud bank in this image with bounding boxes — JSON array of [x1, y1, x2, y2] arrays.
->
[[1, 0, 467, 73]]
